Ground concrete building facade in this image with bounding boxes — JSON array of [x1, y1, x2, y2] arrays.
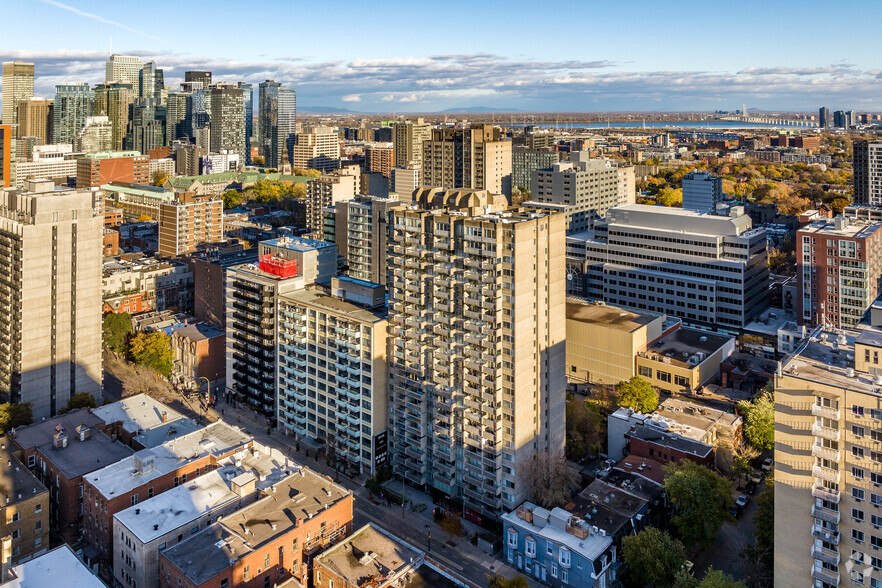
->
[[422, 125, 513, 197]]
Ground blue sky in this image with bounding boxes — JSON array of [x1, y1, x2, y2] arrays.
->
[[3, 0, 882, 112]]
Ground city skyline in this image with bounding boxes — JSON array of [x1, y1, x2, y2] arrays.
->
[[2, 0, 882, 112]]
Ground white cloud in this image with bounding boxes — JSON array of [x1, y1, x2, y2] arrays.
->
[[381, 94, 395, 102], [341, 94, 361, 102], [399, 94, 421, 103]]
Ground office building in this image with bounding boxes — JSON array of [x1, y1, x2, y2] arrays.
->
[[159, 470, 352, 588], [391, 166, 420, 197], [526, 153, 631, 233], [422, 124, 512, 196], [503, 503, 617, 587], [0, 125, 11, 187], [72, 115, 111, 153], [257, 80, 295, 168], [566, 204, 769, 330], [15, 98, 51, 145], [201, 150, 239, 174], [105, 54, 142, 86], [173, 143, 207, 176], [330, 195, 402, 285], [225, 237, 337, 417], [1, 61, 34, 136], [158, 192, 224, 256], [138, 61, 163, 105], [208, 86, 245, 164], [392, 118, 431, 168], [364, 141, 394, 177], [76, 151, 149, 188], [834, 110, 852, 129], [12, 150, 77, 189], [0, 180, 103, 418], [53, 84, 94, 145], [166, 92, 193, 142], [93, 82, 134, 151], [184, 71, 211, 87], [682, 171, 724, 213], [126, 102, 164, 154], [277, 278, 388, 474], [797, 216, 882, 328], [819, 107, 831, 129], [237, 82, 253, 164], [512, 146, 563, 192], [853, 140, 882, 206], [387, 187, 566, 522], [773, 322, 882, 587], [291, 126, 340, 172]]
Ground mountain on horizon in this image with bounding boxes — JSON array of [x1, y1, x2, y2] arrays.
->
[[298, 105, 362, 113], [439, 106, 524, 113]]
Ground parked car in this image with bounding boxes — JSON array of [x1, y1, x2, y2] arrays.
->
[[736, 494, 750, 509], [761, 458, 773, 473], [746, 480, 757, 495]]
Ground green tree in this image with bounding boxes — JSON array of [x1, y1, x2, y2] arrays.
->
[[0, 403, 33, 434], [488, 575, 529, 588], [673, 568, 747, 588], [102, 312, 132, 353], [128, 331, 174, 377], [664, 460, 733, 547], [656, 186, 683, 207], [621, 527, 687, 587], [737, 390, 775, 451], [252, 155, 265, 166], [566, 395, 604, 460], [221, 189, 242, 209], [59, 393, 97, 415], [615, 376, 659, 413], [750, 474, 774, 573]]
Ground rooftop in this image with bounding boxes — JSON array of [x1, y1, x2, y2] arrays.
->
[[0, 436, 47, 506], [502, 502, 612, 562], [798, 217, 882, 239], [114, 470, 238, 544], [625, 423, 714, 458], [605, 203, 755, 236], [780, 327, 882, 395], [280, 288, 387, 325], [315, 524, 423, 587], [615, 455, 666, 485], [81, 151, 144, 160], [2, 546, 106, 588], [91, 393, 187, 436], [263, 236, 335, 252], [88, 421, 252, 498], [214, 443, 301, 492], [101, 182, 173, 198], [656, 398, 741, 434], [10, 410, 134, 479], [161, 469, 351, 585], [640, 327, 733, 368], [172, 323, 225, 343], [566, 299, 659, 332]]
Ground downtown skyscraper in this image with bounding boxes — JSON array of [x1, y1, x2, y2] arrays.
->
[[257, 80, 296, 168], [387, 187, 566, 522], [237, 82, 253, 164], [53, 84, 94, 145], [209, 85, 246, 165], [1, 61, 34, 137]]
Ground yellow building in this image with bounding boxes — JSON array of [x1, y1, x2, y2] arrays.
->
[[565, 300, 666, 385], [635, 328, 735, 394]]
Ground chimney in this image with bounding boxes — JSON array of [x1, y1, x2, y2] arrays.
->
[[53, 431, 68, 449], [75, 424, 90, 441], [161, 411, 168, 423]]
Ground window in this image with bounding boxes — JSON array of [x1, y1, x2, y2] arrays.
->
[[854, 529, 865, 543], [11, 530, 19, 540], [546, 543, 554, 557], [507, 529, 518, 548], [854, 508, 866, 522], [34, 504, 41, 514], [220, 581, 228, 588], [656, 370, 672, 383], [674, 375, 689, 388], [559, 546, 571, 568], [10, 512, 20, 523], [854, 467, 865, 479], [855, 488, 866, 501], [854, 405, 865, 416], [562, 570, 569, 584], [244, 566, 250, 581], [854, 446, 866, 459], [158, 543, 166, 551], [638, 366, 652, 378], [854, 425, 866, 437], [34, 536, 41, 548], [27, 455, 35, 468], [265, 553, 270, 568], [131, 495, 139, 506], [525, 537, 536, 558], [872, 493, 882, 506], [872, 515, 882, 528], [853, 550, 865, 563], [34, 520, 41, 531], [148, 488, 154, 499]]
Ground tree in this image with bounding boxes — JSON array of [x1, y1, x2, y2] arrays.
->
[[737, 390, 774, 451], [488, 575, 529, 588], [102, 312, 132, 354], [59, 393, 97, 415], [151, 170, 169, 187], [137, 214, 153, 222], [615, 376, 659, 413], [673, 568, 747, 588], [621, 527, 687, 588], [0, 403, 33, 434], [222, 190, 242, 209], [517, 451, 579, 509], [252, 155, 265, 166], [747, 474, 774, 579], [566, 395, 604, 460], [656, 186, 683, 207], [128, 331, 174, 377], [439, 511, 463, 539], [664, 460, 733, 547]]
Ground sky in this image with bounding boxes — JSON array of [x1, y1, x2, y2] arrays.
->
[[3, 0, 882, 113]]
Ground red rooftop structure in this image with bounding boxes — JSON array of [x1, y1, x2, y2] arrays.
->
[[259, 253, 298, 278]]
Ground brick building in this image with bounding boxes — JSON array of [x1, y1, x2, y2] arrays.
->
[[0, 436, 50, 564], [10, 410, 133, 546], [170, 323, 226, 392], [82, 422, 252, 568], [159, 468, 353, 588], [157, 192, 224, 257], [624, 424, 714, 467], [76, 151, 149, 188]]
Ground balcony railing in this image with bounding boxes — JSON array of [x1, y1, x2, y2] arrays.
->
[[812, 404, 841, 420], [812, 423, 841, 442], [812, 486, 840, 503], [811, 445, 841, 462], [812, 465, 841, 484]]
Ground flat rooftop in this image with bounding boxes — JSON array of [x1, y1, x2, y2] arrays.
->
[[615, 455, 666, 485], [781, 327, 882, 395], [280, 288, 387, 325], [263, 236, 334, 252], [641, 327, 733, 368], [114, 470, 238, 544], [656, 398, 741, 433], [173, 323, 225, 342], [566, 299, 658, 332], [502, 502, 612, 561], [162, 469, 351, 585], [626, 424, 714, 458], [0, 436, 47, 506], [91, 393, 187, 435], [798, 218, 882, 239], [88, 421, 252, 498], [214, 443, 301, 492], [2, 545, 105, 587], [10, 410, 134, 479], [315, 524, 422, 587]]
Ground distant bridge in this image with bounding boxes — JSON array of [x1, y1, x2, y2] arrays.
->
[[717, 115, 818, 127]]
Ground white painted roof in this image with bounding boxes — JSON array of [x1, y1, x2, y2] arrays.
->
[[92, 394, 186, 435], [2, 546, 105, 587]]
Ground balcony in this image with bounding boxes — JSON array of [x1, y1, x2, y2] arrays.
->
[[812, 404, 840, 420], [812, 423, 840, 442], [810, 566, 839, 586], [811, 524, 839, 544], [812, 504, 841, 524], [811, 486, 840, 503], [812, 444, 841, 462], [812, 465, 841, 484]]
